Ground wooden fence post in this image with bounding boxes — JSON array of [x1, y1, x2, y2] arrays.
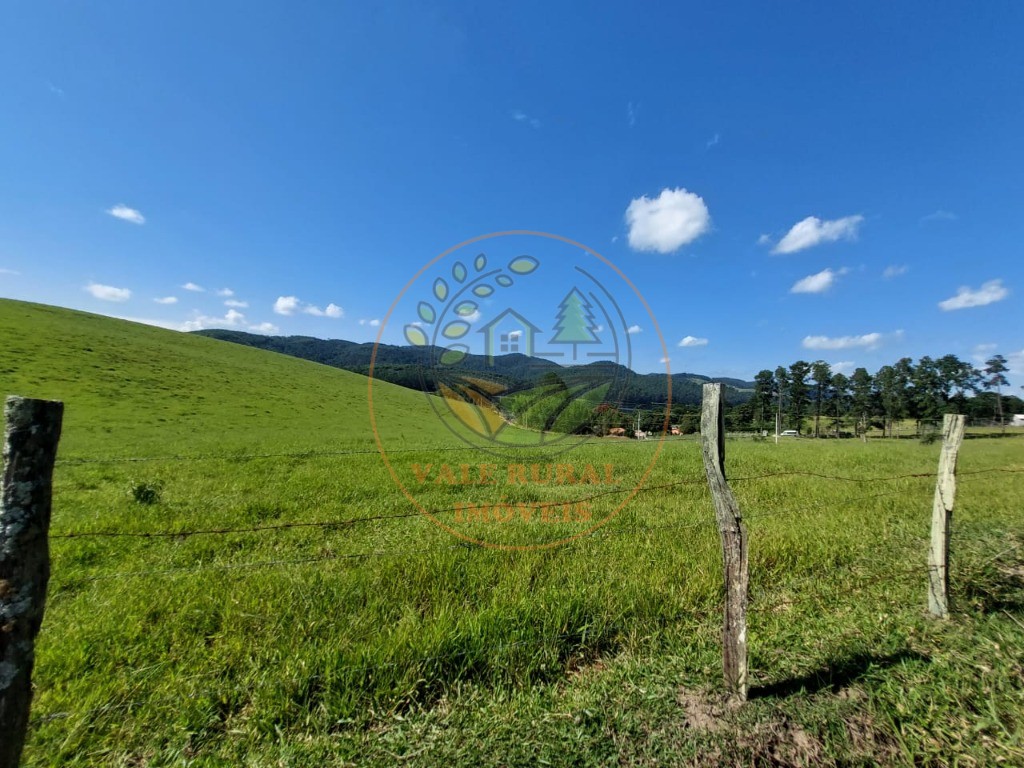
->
[[927, 413, 965, 619], [1, 396, 64, 768], [700, 383, 749, 701]]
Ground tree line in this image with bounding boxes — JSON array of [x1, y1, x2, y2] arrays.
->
[[739, 352, 1017, 437], [513, 353, 1020, 439]]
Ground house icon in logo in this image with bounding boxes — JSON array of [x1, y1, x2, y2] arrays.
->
[[478, 308, 542, 365]]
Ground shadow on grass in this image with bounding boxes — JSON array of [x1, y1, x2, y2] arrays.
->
[[962, 566, 1024, 614], [749, 650, 930, 700]]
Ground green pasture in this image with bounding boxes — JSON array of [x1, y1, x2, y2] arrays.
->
[[2, 300, 1023, 766]]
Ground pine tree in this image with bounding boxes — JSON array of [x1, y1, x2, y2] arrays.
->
[[850, 367, 873, 441], [774, 365, 789, 437], [752, 369, 776, 432], [811, 360, 832, 437], [788, 361, 811, 432], [984, 354, 1010, 430]]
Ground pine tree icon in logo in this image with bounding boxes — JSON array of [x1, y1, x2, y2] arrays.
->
[[550, 288, 601, 360]]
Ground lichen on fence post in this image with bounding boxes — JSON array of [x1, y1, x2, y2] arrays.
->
[[0, 396, 64, 768], [700, 383, 749, 701], [928, 413, 965, 619]]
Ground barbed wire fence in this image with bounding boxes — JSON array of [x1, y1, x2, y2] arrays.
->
[[2, 392, 1023, 760]]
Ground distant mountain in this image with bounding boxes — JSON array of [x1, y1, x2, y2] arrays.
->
[[191, 329, 754, 406]]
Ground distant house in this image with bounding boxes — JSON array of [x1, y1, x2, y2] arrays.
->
[[1011, 414, 1024, 427], [478, 308, 543, 365], [670, 427, 681, 435]]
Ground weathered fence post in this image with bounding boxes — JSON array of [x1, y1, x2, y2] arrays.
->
[[700, 383, 749, 701], [927, 413, 965, 619], [1, 396, 63, 768]]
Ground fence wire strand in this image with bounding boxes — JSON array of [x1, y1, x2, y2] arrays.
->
[[49, 486, 960, 587], [51, 466, 1024, 543]]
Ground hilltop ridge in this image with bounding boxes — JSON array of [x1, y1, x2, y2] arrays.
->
[[191, 328, 756, 406]]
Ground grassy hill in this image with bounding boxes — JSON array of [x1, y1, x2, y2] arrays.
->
[[2, 299, 1023, 766], [0, 299, 467, 458]]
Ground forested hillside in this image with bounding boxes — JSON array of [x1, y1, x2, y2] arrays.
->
[[192, 329, 756, 406]]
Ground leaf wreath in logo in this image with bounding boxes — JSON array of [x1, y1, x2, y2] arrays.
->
[[403, 254, 539, 442]]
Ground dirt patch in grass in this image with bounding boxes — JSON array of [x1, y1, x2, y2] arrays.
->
[[664, 685, 905, 766], [676, 688, 736, 732]]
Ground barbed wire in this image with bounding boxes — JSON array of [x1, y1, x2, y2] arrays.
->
[[53, 429, 1022, 467], [52, 436, 673, 467], [54, 466, 1024, 542], [49, 487, 943, 588], [730, 466, 1024, 483], [44, 455, 1024, 606]]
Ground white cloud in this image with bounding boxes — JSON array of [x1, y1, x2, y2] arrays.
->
[[678, 335, 709, 347], [359, 318, 381, 327], [625, 187, 711, 254], [706, 133, 720, 149], [118, 313, 277, 335], [508, 330, 522, 339], [224, 299, 248, 308], [1007, 349, 1024, 376], [791, 268, 845, 294], [274, 296, 300, 315], [659, 356, 670, 364], [216, 288, 234, 297], [178, 309, 277, 335], [757, 234, 772, 246], [921, 210, 957, 224], [802, 332, 883, 351], [154, 296, 178, 305], [883, 265, 909, 279], [512, 110, 540, 128], [106, 204, 145, 225], [970, 343, 998, 367], [85, 282, 131, 302], [0, 268, 19, 275], [627, 324, 642, 334], [938, 279, 1009, 311], [182, 282, 205, 292], [181, 310, 245, 331], [278, 296, 343, 318], [304, 302, 344, 318], [627, 101, 637, 127], [831, 361, 855, 375], [773, 215, 863, 254]]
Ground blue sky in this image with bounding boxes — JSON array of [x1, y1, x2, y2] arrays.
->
[[1, 2, 1022, 386]]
